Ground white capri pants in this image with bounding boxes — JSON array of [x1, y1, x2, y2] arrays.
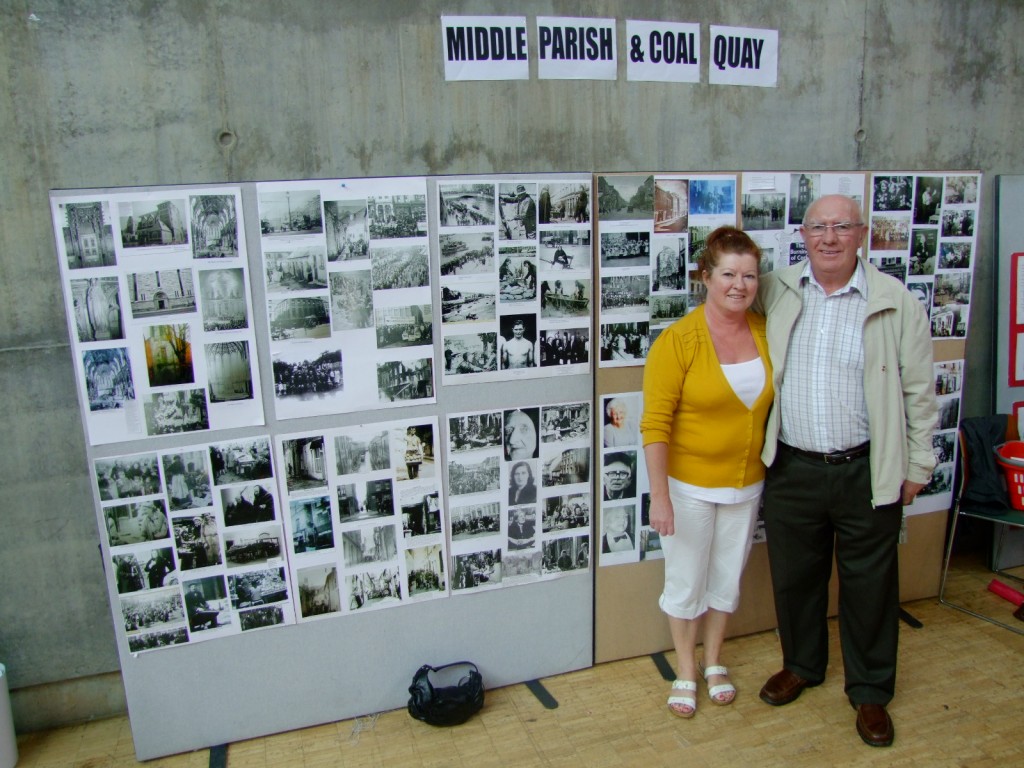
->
[[658, 484, 760, 620]]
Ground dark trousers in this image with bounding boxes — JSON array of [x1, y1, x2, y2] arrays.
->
[[763, 446, 903, 706]]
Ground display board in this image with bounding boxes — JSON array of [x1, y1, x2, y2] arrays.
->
[[52, 175, 594, 761], [593, 170, 980, 663]]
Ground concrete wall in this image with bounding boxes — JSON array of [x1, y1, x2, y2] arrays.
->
[[1, 0, 1019, 730]]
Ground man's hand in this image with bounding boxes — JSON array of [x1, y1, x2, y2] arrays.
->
[[901, 479, 926, 505]]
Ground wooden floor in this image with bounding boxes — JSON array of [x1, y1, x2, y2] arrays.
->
[[13, 554, 1024, 768]]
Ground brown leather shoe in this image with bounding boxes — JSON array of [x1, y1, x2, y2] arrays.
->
[[758, 669, 818, 706], [854, 703, 894, 747]]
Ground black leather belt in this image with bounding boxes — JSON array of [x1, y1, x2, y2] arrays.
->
[[780, 441, 870, 465]]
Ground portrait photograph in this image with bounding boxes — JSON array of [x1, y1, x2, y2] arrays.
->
[[391, 422, 435, 482], [504, 407, 540, 460]]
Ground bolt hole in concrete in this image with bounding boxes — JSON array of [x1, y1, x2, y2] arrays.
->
[[854, 128, 867, 142], [217, 130, 237, 149]]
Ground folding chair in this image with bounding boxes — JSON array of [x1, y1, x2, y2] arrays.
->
[[938, 414, 1024, 634]]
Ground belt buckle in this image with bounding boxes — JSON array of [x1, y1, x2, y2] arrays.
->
[[823, 451, 848, 465]]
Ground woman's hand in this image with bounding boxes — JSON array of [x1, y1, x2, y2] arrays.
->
[[648, 495, 675, 536]]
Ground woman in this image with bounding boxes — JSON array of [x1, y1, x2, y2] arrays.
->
[[640, 226, 773, 719], [507, 461, 537, 506]]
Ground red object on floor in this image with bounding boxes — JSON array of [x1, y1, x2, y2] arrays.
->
[[987, 578, 1024, 606]]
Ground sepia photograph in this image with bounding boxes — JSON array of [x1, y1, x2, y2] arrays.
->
[[654, 179, 688, 233], [943, 175, 979, 206], [597, 174, 654, 221], [145, 324, 194, 387], [190, 194, 239, 259]]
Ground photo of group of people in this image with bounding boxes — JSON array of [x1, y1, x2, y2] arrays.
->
[[257, 178, 436, 420], [597, 174, 738, 368], [438, 177, 593, 385], [53, 187, 265, 445], [866, 173, 980, 341], [447, 400, 592, 589], [95, 435, 294, 652], [276, 416, 448, 621]]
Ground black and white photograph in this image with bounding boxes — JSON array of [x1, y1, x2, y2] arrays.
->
[[61, 200, 116, 269], [506, 507, 537, 550], [448, 454, 500, 496], [933, 431, 957, 466], [140, 547, 177, 590], [913, 176, 943, 225], [172, 512, 222, 570], [335, 427, 390, 475], [443, 332, 497, 375], [540, 278, 590, 318], [654, 179, 688, 233], [281, 435, 327, 494], [449, 411, 502, 453], [104, 500, 170, 546], [297, 563, 340, 618], [542, 535, 589, 573], [229, 567, 289, 609], [112, 553, 148, 594], [258, 189, 323, 236], [126, 625, 187, 653], [205, 340, 255, 403], [542, 493, 591, 532], [601, 504, 636, 553], [268, 295, 330, 341], [441, 279, 495, 324], [741, 192, 786, 231], [342, 524, 398, 568], [651, 239, 687, 292], [83, 348, 135, 412], [144, 389, 209, 436], [939, 242, 972, 270], [597, 174, 654, 221], [347, 566, 403, 610], [499, 314, 538, 370], [909, 229, 938, 275], [601, 275, 650, 314], [144, 324, 194, 387], [504, 408, 540, 460], [870, 215, 910, 251], [290, 496, 334, 552], [689, 179, 735, 215], [542, 448, 591, 487], [128, 268, 197, 319], [452, 549, 502, 590], [70, 277, 123, 342], [399, 486, 441, 537], [119, 198, 189, 249], [95, 454, 161, 500], [221, 483, 275, 527], [209, 437, 273, 485], [224, 525, 283, 567], [362, 478, 395, 518], [539, 182, 589, 224], [324, 199, 369, 262], [405, 544, 446, 596], [941, 208, 975, 238], [600, 231, 651, 268], [872, 176, 913, 212], [440, 232, 494, 275], [539, 230, 591, 271], [199, 268, 248, 332], [190, 194, 239, 259], [239, 605, 286, 631], [931, 305, 966, 339], [438, 183, 495, 227], [599, 321, 650, 363], [943, 175, 979, 205], [507, 461, 538, 507], [337, 481, 382, 523], [870, 256, 907, 283], [370, 244, 430, 290], [920, 463, 953, 497], [163, 450, 212, 510], [498, 182, 537, 240], [933, 272, 971, 309], [121, 587, 184, 636], [376, 357, 434, 402], [374, 304, 432, 349], [393, 423, 435, 481], [183, 576, 230, 633], [451, 501, 501, 539], [498, 254, 537, 302], [329, 270, 373, 331], [650, 294, 688, 323], [602, 451, 638, 500], [907, 280, 933, 319], [603, 395, 639, 448], [788, 173, 820, 225], [541, 402, 590, 444], [937, 396, 961, 431], [367, 193, 426, 238], [264, 246, 328, 293], [272, 345, 343, 399], [539, 328, 589, 367]]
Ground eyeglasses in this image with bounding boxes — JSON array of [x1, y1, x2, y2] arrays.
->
[[605, 470, 630, 478], [803, 222, 864, 238]]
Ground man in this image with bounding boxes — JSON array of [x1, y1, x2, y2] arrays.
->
[[500, 319, 535, 369], [757, 195, 937, 748], [602, 452, 636, 500], [601, 505, 634, 552]]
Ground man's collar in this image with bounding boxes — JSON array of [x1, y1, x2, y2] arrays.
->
[[800, 258, 868, 297]]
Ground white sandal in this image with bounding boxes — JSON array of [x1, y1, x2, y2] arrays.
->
[[668, 679, 697, 718], [701, 665, 736, 706]]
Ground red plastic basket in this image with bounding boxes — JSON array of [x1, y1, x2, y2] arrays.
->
[[994, 441, 1024, 511]]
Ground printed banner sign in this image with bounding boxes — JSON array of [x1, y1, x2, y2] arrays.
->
[[707, 25, 778, 87], [442, 15, 529, 81], [625, 20, 700, 83], [537, 16, 617, 80]]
